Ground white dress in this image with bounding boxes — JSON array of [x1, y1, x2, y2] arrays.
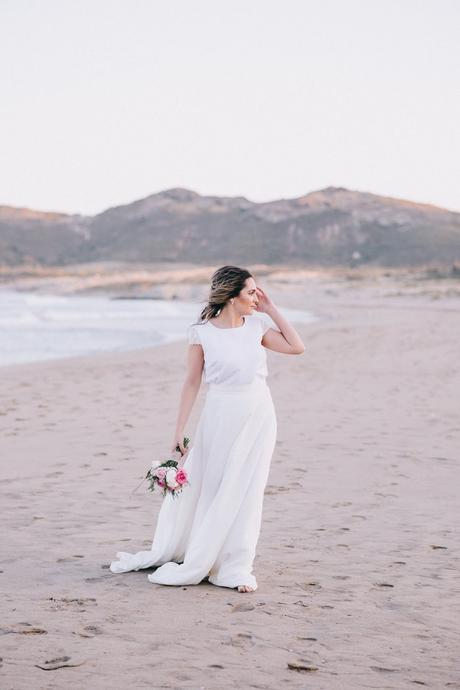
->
[[110, 312, 279, 590]]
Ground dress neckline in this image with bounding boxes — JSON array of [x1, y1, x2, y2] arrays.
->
[[207, 316, 247, 331]]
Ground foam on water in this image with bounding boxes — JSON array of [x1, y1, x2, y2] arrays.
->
[[0, 289, 317, 367]]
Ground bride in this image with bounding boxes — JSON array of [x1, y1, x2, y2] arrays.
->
[[110, 265, 305, 592]]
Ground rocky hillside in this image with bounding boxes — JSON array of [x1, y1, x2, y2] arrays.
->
[[1, 187, 459, 267]]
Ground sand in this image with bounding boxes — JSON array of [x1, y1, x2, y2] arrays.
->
[[1, 276, 459, 689]]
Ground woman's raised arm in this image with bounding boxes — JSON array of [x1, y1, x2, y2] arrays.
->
[[256, 287, 305, 355]]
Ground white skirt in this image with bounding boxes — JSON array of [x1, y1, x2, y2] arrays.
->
[[110, 376, 277, 590]]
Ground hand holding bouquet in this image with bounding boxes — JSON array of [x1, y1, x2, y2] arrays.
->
[[146, 437, 190, 499]]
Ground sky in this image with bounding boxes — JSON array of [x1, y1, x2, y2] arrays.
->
[[0, 0, 459, 215]]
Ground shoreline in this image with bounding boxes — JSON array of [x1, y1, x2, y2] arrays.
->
[[0, 289, 317, 368]]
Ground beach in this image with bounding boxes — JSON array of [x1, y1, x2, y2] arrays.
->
[[1, 274, 459, 689]]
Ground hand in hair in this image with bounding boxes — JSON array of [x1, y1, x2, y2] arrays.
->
[[254, 286, 275, 314]]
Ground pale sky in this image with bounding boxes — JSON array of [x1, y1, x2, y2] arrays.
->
[[1, 0, 459, 215]]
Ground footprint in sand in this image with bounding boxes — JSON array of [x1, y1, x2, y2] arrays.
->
[[0, 623, 47, 635], [370, 665, 399, 673], [73, 624, 104, 638], [48, 597, 97, 611], [230, 602, 255, 613], [223, 632, 255, 647], [296, 581, 321, 591], [35, 655, 86, 671], [287, 660, 319, 673], [264, 485, 290, 495], [56, 555, 85, 563]]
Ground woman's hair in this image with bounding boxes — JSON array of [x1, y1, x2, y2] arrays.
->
[[197, 265, 253, 323]]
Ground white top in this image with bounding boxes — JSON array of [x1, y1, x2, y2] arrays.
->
[[187, 312, 280, 385]]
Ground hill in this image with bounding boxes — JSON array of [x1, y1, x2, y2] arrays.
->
[[1, 187, 459, 267]]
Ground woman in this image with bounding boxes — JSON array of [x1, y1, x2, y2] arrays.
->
[[110, 266, 305, 592]]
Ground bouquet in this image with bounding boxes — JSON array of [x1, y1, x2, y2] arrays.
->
[[145, 437, 190, 499]]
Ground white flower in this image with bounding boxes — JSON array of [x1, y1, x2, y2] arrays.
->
[[165, 468, 179, 489]]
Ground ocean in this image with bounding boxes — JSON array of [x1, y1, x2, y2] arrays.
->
[[0, 289, 317, 367]]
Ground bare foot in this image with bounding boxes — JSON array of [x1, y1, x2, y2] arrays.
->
[[237, 585, 255, 593]]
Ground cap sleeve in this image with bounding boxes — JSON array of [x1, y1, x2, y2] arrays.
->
[[259, 313, 280, 336], [187, 324, 202, 345]]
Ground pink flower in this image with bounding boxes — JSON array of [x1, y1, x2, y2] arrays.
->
[[157, 478, 165, 487], [176, 468, 188, 485], [154, 467, 166, 479]]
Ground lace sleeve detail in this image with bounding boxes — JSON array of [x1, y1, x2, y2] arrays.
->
[[188, 324, 202, 345]]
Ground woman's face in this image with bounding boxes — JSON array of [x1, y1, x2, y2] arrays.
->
[[235, 277, 258, 314]]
